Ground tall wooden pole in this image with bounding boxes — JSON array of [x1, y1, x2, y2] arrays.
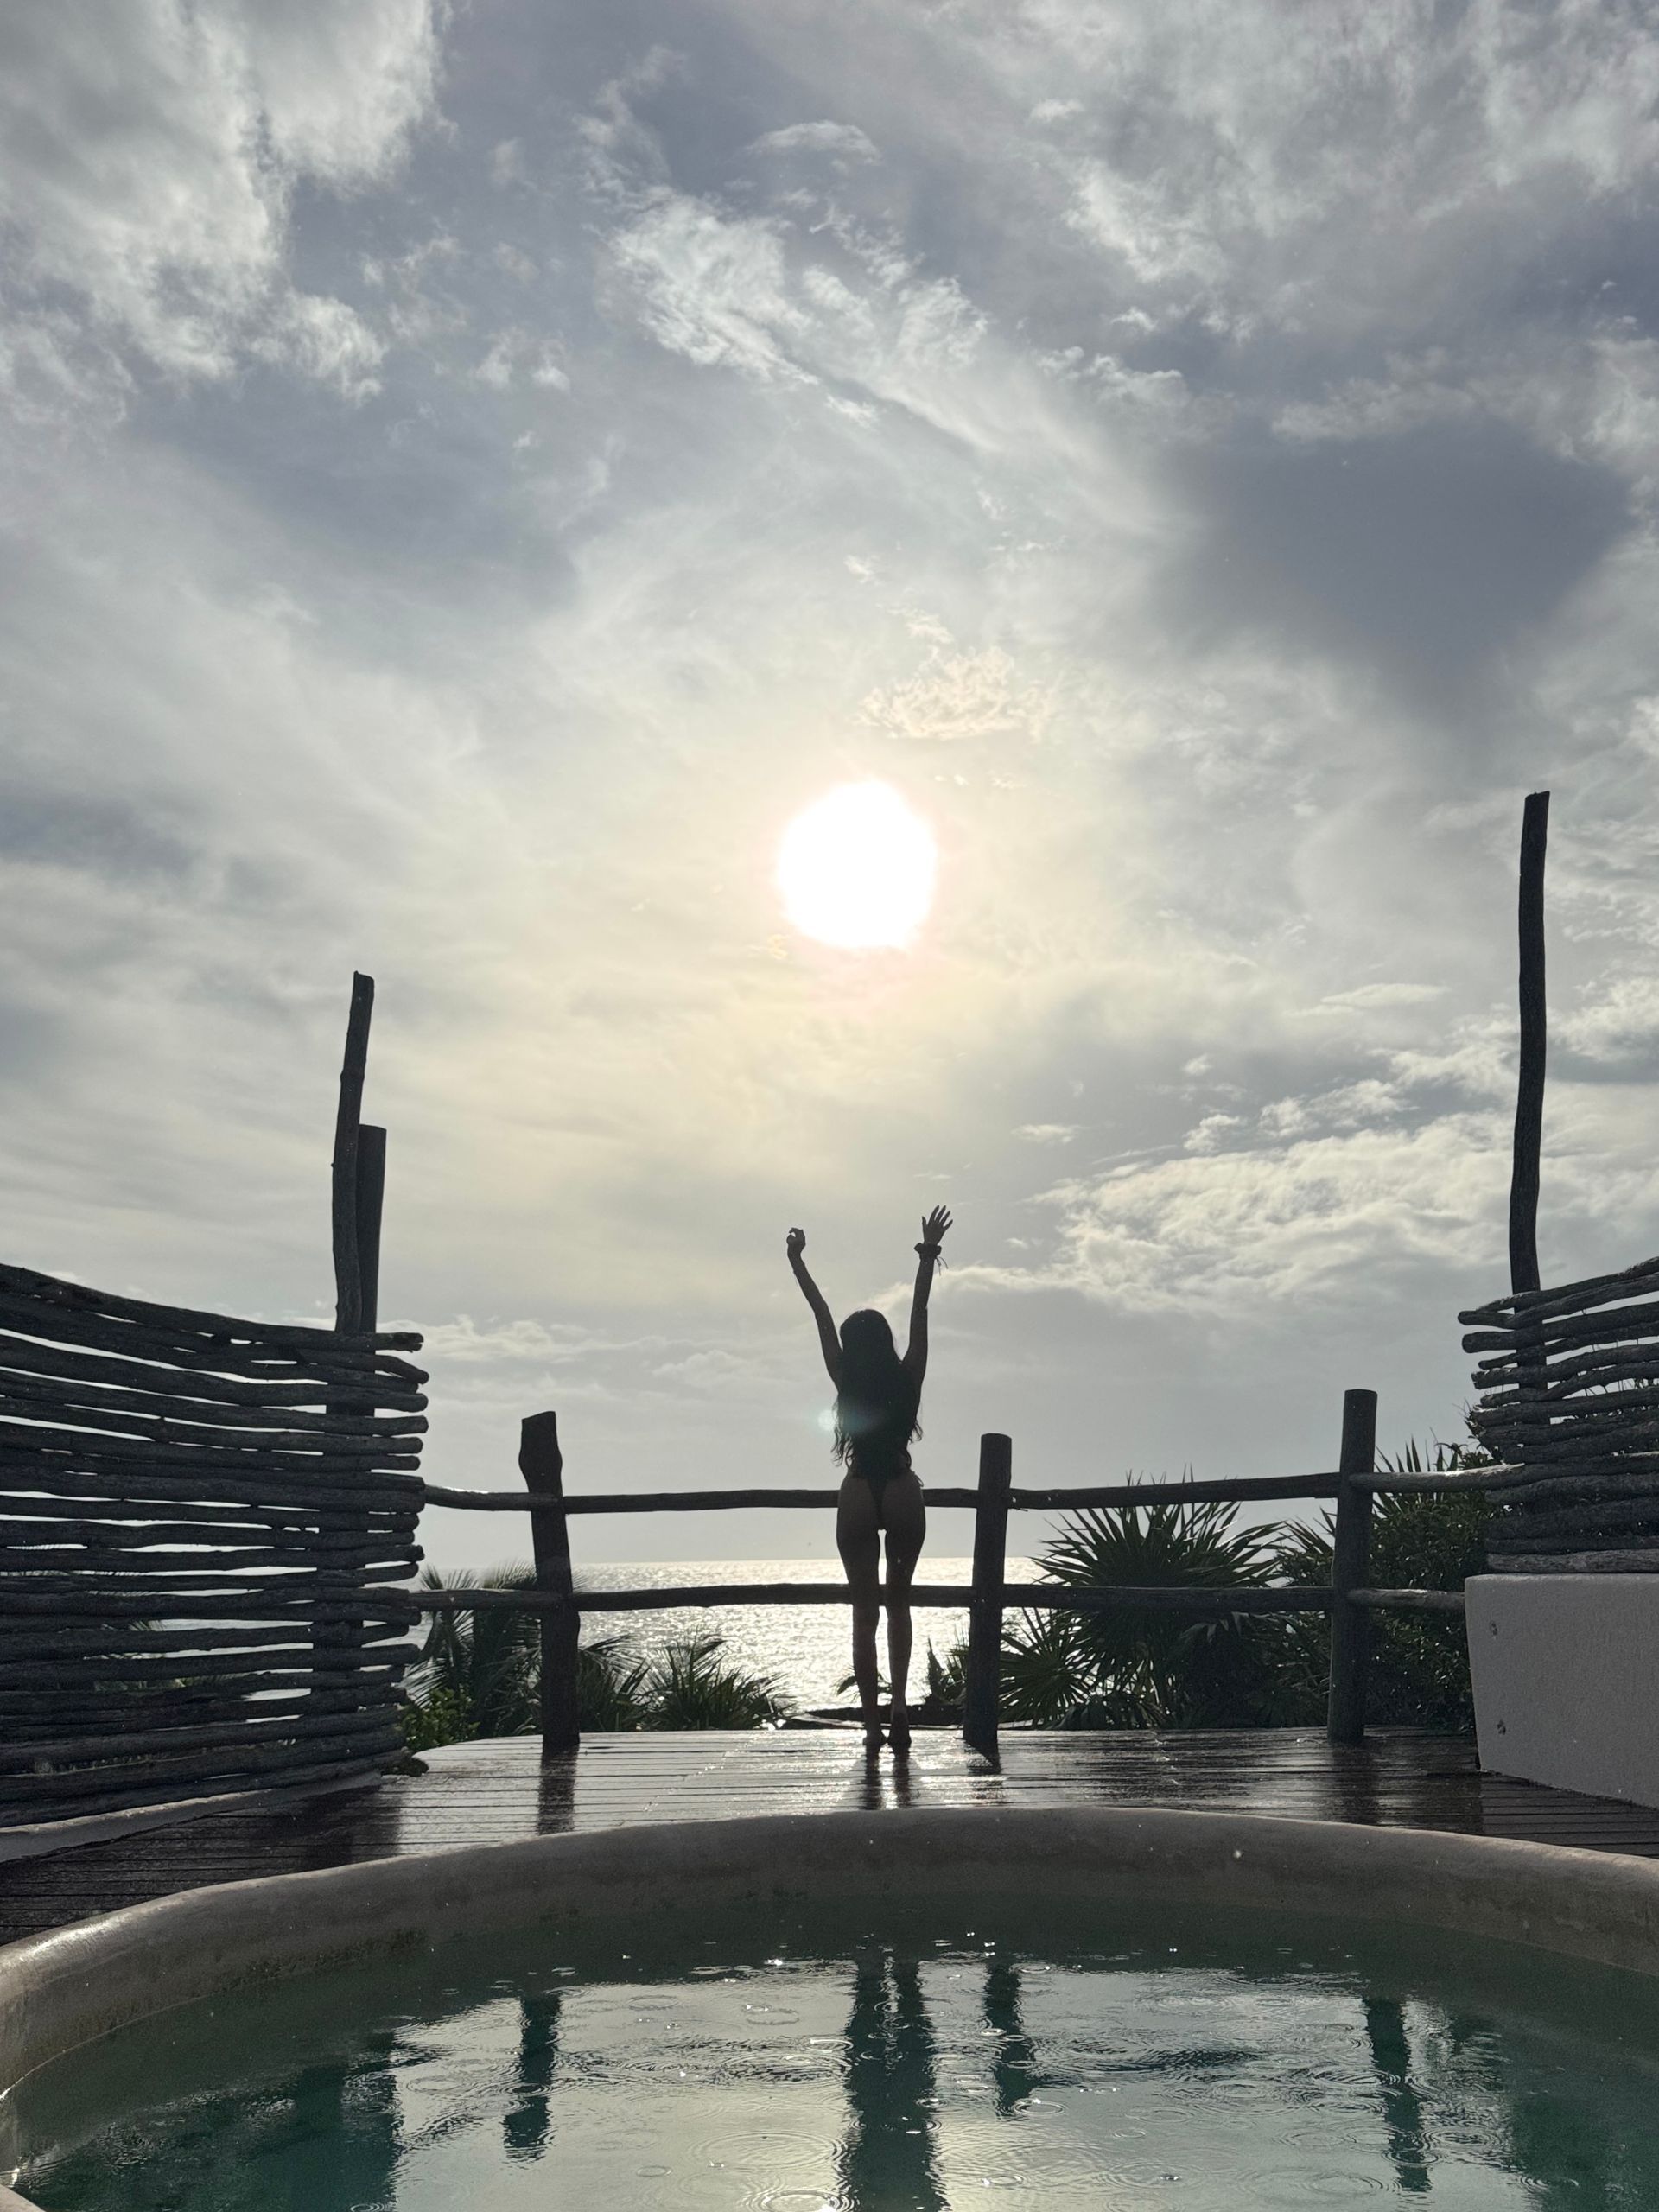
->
[[1509, 793, 1549, 1295], [963, 1433, 1012, 1762], [521, 1411, 580, 1758], [354, 1126, 386, 1334], [321, 979, 376, 1731], [332, 973, 375, 1334], [1326, 1387, 1378, 1744]]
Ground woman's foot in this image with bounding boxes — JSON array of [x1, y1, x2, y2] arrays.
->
[[888, 1712, 912, 1758], [862, 1716, 887, 1753]]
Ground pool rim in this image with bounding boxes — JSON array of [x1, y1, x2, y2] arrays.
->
[[3, 1803, 1659, 2208]]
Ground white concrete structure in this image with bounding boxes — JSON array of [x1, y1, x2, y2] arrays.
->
[[1467, 1574, 1659, 1810]]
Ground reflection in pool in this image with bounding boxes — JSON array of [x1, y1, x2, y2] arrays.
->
[[12, 1897, 1659, 2209]]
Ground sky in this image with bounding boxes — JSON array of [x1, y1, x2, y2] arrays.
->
[[5, 0, 1659, 1570]]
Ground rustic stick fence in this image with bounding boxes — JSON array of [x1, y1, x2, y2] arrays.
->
[[1464, 1252, 1659, 1573], [1461, 789, 1659, 1575], [412, 1384, 1497, 1764], [0, 973, 428, 1833]]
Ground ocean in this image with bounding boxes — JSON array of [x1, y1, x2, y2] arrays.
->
[[575, 1557, 1041, 1712]]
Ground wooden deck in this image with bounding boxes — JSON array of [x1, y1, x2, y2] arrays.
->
[[4, 1727, 1659, 1945]]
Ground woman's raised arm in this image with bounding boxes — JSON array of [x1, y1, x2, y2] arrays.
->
[[786, 1227, 842, 1384], [903, 1205, 952, 1383]]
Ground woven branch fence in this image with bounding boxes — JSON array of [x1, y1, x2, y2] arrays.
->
[[0, 1259, 425, 1828], [1465, 1250, 1659, 1574]]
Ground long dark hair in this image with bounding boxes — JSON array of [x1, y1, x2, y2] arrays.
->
[[833, 1309, 920, 1468]]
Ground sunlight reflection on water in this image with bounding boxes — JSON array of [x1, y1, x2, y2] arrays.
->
[[575, 1559, 1041, 1709]]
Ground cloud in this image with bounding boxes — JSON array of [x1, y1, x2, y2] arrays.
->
[[652, 1347, 749, 1388], [1039, 1113, 1515, 1313], [1557, 975, 1659, 1074], [607, 196, 813, 383], [860, 643, 1054, 744], [255, 291, 385, 397], [472, 327, 571, 392], [1315, 983, 1449, 1013], [601, 184, 996, 437], [0, 0, 439, 386], [1028, 0, 1659, 334], [418, 1317, 645, 1365], [748, 120, 880, 163]]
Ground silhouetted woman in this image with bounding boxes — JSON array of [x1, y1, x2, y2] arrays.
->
[[786, 1206, 951, 1754]]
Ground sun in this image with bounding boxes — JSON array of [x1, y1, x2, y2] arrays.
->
[[776, 782, 938, 950]]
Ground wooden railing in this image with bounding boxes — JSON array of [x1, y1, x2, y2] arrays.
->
[[412, 1388, 1498, 1764]]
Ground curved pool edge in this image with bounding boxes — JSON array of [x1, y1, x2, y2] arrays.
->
[[3, 1802, 1659, 2202]]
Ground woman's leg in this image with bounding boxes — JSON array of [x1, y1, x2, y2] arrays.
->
[[836, 1474, 883, 1741], [879, 1474, 926, 1749]]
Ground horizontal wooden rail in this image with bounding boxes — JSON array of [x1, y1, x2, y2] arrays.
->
[[1351, 1586, 1466, 1614], [420, 1468, 1513, 1516], [410, 1580, 1366, 1618], [1367, 1470, 1522, 1495], [1010, 1474, 1340, 1509], [413, 1581, 966, 1612], [422, 1484, 894, 1513]]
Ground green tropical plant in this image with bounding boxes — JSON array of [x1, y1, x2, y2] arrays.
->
[[1002, 1484, 1291, 1727], [1270, 1440, 1495, 1732], [1000, 1443, 1495, 1732], [832, 1638, 966, 1720], [401, 1565, 542, 1749], [401, 1567, 653, 1747], [919, 1637, 967, 1719], [577, 1636, 652, 1731], [997, 1606, 1095, 1726], [641, 1633, 791, 1729]]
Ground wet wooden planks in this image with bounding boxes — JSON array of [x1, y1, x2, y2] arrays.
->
[[4, 1727, 1659, 1944]]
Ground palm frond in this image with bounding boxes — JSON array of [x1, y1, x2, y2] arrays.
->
[[642, 1634, 792, 1729]]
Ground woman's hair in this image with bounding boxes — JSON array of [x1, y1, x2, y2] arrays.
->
[[832, 1308, 921, 1468]]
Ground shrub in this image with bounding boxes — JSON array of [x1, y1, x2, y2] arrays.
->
[[1271, 1441, 1494, 1732], [919, 1637, 967, 1719], [1001, 1486, 1292, 1727], [401, 1566, 541, 1748], [576, 1635, 652, 1732], [640, 1633, 791, 1729], [1001, 1444, 1494, 1733], [402, 1567, 653, 1746]]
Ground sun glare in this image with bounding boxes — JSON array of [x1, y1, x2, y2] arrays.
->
[[776, 782, 938, 950]]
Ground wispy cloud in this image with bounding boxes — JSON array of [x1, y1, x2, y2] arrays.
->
[[0, 0, 439, 397]]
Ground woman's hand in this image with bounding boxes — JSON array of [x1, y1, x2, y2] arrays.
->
[[918, 1205, 952, 1252], [786, 1226, 806, 1263]]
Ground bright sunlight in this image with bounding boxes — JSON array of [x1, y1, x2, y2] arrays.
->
[[775, 782, 938, 950]]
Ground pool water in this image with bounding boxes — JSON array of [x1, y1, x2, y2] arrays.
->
[[10, 1896, 1659, 2209]]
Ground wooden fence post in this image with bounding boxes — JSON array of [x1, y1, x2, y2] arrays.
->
[[963, 1433, 1012, 1761], [331, 973, 375, 1334], [354, 1126, 386, 1332], [521, 1411, 580, 1758], [1509, 790, 1549, 1297], [321, 981, 376, 1729], [1326, 1388, 1378, 1745]]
